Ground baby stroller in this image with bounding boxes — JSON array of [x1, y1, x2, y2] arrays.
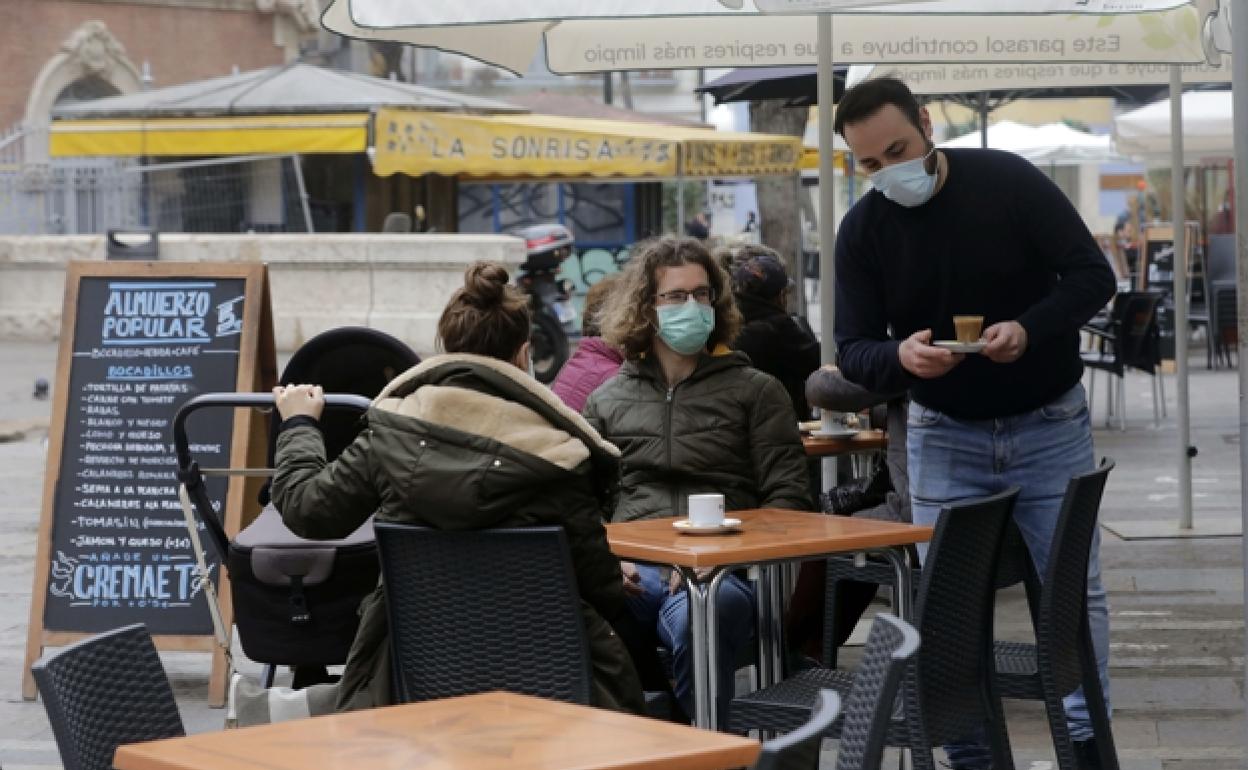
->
[[174, 327, 420, 689]]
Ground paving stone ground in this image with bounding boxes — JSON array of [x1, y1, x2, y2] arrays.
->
[[0, 340, 1243, 769]]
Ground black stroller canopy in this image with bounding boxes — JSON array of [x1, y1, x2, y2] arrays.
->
[[261, 327, 420, 501]]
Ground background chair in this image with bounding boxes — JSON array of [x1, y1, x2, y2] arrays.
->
[[1082, 291, 1166, 430], [375, 523, 592, 705], [731, 489, 1020, 770], [31, 624, 184, 770], [1204, 234, 1237, 369], [1187, 242, 1213, 369]]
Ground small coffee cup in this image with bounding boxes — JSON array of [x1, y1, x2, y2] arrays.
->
[[688, 493, 726, 527], [953, 315, 984, 343]]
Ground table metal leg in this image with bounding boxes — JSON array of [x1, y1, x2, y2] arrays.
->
[[765, 564, 786, 681], [703, 568, 730, 730], [879, 547, 914, 621], [753, 567, 774, 691], [680, 566, 726, 730]]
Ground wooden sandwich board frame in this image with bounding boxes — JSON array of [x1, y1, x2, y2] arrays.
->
[[22, 261, 276, 707]]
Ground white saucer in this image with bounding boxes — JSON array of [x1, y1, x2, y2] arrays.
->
[[673, 517, 743, 535], [933, 340, 987, 354], [809, 427, 860, 439]]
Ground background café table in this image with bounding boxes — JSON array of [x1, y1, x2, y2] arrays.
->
[[802, 427, 888, 459], [113, 691, 761, 770], [606, 509, 932, 730]]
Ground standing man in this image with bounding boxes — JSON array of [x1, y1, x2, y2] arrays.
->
[[832, 77, 1116, 770]]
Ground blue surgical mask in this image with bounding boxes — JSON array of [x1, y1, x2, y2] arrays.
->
[[656, 300, 715, 356], [871, 145, 938, 208]]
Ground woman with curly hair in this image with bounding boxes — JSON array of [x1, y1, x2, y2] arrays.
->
[[584, 236, 811, 722]]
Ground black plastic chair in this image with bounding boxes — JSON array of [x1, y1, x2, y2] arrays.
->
[[834, 614, 921, 770], [821, 546, 917, 670], [375, 523, 592, 705], [994, 460, 1118, 770], [1210, 281, 1238, 370], [730, 489, 1020, 770], [31, 624, 184, 770], [1204, 235, 1237, 369], [752, 690, 841, 770], [1082, 291, 1166, 430]]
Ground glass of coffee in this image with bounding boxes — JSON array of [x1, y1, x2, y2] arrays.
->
[[953, 315, 984, 343]]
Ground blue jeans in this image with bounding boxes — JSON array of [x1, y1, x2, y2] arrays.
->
[[623, 564, 755, 721], [907, 383, 1110, 769]]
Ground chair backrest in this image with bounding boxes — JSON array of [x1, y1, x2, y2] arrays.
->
[[1114, 291, 1164, 373], [752, 690, 842, 770], [835, 614, 921, 770], [375, 523, 593, 705], [1038, 459, 1115, 695], [31, 624, 184, 770], [1206, 234, 1236, 285], [911, 487, 1019, 744]]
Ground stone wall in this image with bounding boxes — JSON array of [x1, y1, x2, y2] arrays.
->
[[0, 233, 527, 355]]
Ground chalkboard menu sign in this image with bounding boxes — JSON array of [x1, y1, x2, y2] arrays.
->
[[1140, 224, 1200, 362], [24, 261, 274, 706], [44, 275, 246, 633]]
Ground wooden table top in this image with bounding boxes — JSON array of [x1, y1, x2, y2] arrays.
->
[[607, 508, 933, 569], [802, 429, 888, 457], [113, 691, 760, 770]]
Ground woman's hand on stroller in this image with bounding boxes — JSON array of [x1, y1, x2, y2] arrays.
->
[[274, 384, 325, 421]]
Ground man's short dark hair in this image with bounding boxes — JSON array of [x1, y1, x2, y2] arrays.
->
[[833, 76, 924, 138]]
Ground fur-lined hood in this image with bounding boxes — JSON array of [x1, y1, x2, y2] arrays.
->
[[374, 353, 620, 471]]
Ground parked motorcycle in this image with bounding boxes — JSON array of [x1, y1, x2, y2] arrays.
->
[[514, 224, 577, 383]]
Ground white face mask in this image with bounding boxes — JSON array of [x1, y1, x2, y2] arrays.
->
[[871, 145, 938, 208]]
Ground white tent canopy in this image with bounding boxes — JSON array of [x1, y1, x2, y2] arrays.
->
[[1113, 89, 1234, 160], [939, 120, 1123, 164], [324, 0, 1210, 74]]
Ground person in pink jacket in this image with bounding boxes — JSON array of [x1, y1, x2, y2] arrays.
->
[[552, 275, 624, 413]]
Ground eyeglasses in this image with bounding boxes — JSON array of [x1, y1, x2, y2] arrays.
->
[[655, 287, 716, 306]]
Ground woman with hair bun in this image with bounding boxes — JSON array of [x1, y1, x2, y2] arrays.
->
[[264, 260, 644, 717]]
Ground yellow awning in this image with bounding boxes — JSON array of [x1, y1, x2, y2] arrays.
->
[[373, 108, 804, 179], [799, 146, 853, 172], [49, 114, 369, 157]]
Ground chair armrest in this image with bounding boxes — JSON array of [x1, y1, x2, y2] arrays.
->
[[1081, 325, 1117, 342]]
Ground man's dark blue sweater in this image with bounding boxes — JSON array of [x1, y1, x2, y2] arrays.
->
[[834, 148, 1117, 420]]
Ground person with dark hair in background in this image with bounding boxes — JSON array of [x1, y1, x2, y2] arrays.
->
[[252, 261, 644, 720], [833, 76, 1116, 769], [684, 209, 712, 240], [552, 274, 625, 413], [718, 243, 821, 420], [785, 365, 909, 666], [585, 236, 811, 722]]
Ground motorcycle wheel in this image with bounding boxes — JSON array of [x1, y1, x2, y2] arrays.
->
[[530, 312, 570, 384]]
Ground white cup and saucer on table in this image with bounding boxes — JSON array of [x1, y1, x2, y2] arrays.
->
[[673, 493, 741, 535], [808, 410, 859, 440]]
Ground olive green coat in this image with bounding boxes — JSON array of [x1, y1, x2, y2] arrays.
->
[[584, 350, 812, 522], [272, 353, 644, 714]]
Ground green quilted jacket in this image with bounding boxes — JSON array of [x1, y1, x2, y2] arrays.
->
[[584, 349, 812, 522], [272, 353, 643, 714]]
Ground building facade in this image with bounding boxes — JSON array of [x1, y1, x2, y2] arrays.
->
[[4, 0, 318, 149]]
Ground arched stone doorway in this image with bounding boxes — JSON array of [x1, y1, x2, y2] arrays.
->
[[22, 21, 142, 162]]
